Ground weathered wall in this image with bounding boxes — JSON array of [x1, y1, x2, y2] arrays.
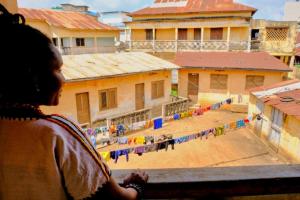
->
[[178, 69, 285, 105], [42, 71, 172, 124]]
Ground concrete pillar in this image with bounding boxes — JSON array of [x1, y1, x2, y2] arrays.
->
[[57, 36, 62, 53], [247, 26, 252, 52], [227, 27, 231, 51], [152, 28, 155, 51], [175, 28, 178, 52], [129, 28, 132, 50], [0, 0, 18, 13], [201, 27, 204, 51]]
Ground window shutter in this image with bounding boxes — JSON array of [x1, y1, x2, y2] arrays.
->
[[246, 75, 265, 89], [210, 74, 228, 89], [108, 89, 117, 108]]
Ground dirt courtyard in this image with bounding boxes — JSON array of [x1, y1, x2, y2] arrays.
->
[[98, 110, 290, 170]]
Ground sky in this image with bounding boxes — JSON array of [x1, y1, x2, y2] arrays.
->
[[18, 0, 286, 20]]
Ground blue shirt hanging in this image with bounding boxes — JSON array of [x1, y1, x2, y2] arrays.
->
[[154, 118, 163, 130]]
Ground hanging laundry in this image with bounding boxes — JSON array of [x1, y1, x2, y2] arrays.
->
[[154, 118, 163, 130], [144, 143, 157, 153], [100, 152, 111, 162], [134, 146, 145, 156], [134, 136, 145, 145], [215, 126, 225, 137], [145, 136, 155, 144], [226, 98, 232, 104], [117, 124, 126, 136], [236, 120, 246, 128], [128, 138, 134, 145], [229, 122, 237, 129], [117, 137, 128, 145], [173, 113, 180, 120]]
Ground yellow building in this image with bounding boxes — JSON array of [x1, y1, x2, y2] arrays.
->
[[126, 0, 256, 53], [42, 52, 179, 127], [248, 79, 300, 161], [175, 51, 292, 109], [251, 19, 298, 67], [18, 7, 120, 55]]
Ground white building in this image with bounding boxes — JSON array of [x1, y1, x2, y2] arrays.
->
[[283, 0, 300, 30]]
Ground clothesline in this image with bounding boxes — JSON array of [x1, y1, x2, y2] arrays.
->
[[99, 114, 258, 163], [86, 97, 234, 137]]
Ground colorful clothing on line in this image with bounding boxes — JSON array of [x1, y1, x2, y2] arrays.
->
[[236, 120, 246, 128], [215, 126, 225, 137], [134, 136, 145, 145], [154, 118, 163, 130], [117, 137, 128, 145], [134, 146, 145, 156], [174, 113, 180, 120]]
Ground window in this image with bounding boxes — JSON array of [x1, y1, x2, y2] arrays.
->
[[251, 29, 260, 40], [99, 88, 117, 110], [178, 28, 188, 40], [210, 74, 228, 90], [75, 92, 91, 125], [152, 80, 164, 99], [266, 27, 288, 41], [245, 75, 265, 89], [210, 28, 223, 40], [52, 38, 58, 46], [76, 38, 85, 47], [194, 28, 202, 40], [146, 29, 153, 40]]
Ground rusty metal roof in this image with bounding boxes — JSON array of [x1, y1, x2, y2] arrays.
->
[[250, 79, 300, 120], [19, 8, 118, 30], [262, 89, 300, 120], [174, 52, 292, 72], [130, 0, 256, 16], [62, 52, 180, 82]]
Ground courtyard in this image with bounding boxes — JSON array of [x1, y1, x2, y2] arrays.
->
[[98, 110, 291, 170]]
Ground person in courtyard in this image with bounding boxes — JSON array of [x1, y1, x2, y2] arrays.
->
[[0, 4, 148, 200]]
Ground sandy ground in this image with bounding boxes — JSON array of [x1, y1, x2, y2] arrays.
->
[[98, 110, 290, 170]]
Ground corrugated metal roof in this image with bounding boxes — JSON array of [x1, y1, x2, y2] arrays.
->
[[262, 89, 300, 120], [251, 79, 300, 98], [174, 52, 292, 72], [250, 79, 300, 120], [130, 0, 256, 16], [62, 52, 180, 81], [19, 8, 118, 30]]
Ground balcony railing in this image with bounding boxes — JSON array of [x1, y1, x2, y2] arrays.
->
[[127, 40, 250, 52], [60, 46, 117, 55], [113, 165, 300, 199]]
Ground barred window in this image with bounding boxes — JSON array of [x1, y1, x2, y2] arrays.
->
[[266, 27, 288, 41], [210, 74, 228, 90], [245, 75, 265, 89]]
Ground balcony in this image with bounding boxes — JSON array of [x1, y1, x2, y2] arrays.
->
[[127, 40, 250, 52], [113, 165, 300, 199], [60, 46, 117, 55]]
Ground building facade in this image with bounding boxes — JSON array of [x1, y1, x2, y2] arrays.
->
[[175, 52, 292, 108], [249, 79, 300, 161], [283, 0, 300, 31], [19, 7, 120, 55], [41, 52, 179, 127], [126, 0, 256, 53]]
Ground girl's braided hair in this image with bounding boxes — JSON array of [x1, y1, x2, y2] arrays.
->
[[0, 4, 57, 104]]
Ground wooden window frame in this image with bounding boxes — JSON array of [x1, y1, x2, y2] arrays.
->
[[245, 75, 265, 89], [146, 29, 153, 41], [178, 28, 188, 40], [210, 74, 228, 90], [210, 28, 223, 40], [76, 38, 85, 47], [99, 88, 118, 111], [152, 80, 165, 100]]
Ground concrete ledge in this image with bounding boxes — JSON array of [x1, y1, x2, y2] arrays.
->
[[113, 165, 300, 199]]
